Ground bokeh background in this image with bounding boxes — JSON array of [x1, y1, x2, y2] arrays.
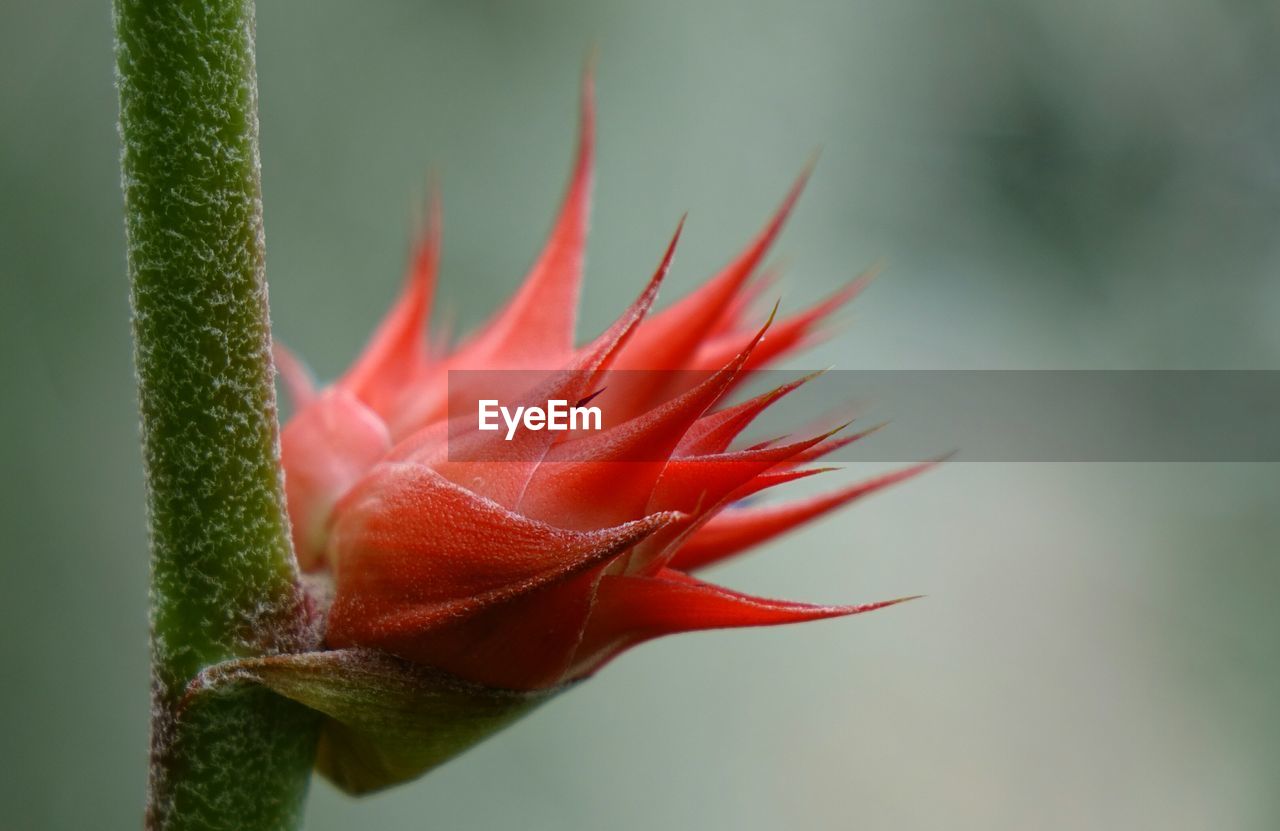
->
[[3, 1, 1278, 828]]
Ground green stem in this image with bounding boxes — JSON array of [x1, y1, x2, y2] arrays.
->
[[113, 0, 319, 827]]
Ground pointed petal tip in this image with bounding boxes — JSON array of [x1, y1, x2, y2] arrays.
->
[[616, 215, 687, 326], [412, 183, 443, 276], [581, 47, 599, 98], [407, 172, 443, 254], [890, 451, 957, 479], [788, 153, 819, 204], [576, 60, 597, 159], [646, 216, 686, 292], [666, 215, 687, 259], [838, 420, 889, 444], [699, 294, 781, 385], [815, 262, 882, 315], [826, 594, 925, 618], [451, 75, 596, 365], [745, 155, 816, 249], [757, 298, 782, 340], [569, 220, 685, 374], [720, 303, 778, 382], [799, 365, 831, 384], [575, 386, 608, 408], [750, 366, 828, 410], [803, 146, 823, 175], [796, 414, 868, 450], [825, 417, 858, 439], [425, 176, 443, 235], [880, 593, 925, 607]]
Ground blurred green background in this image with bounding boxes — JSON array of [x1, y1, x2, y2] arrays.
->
[[3, 0, 1278, 828]]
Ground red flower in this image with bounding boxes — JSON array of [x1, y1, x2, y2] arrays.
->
[[278, 76, 928, 691]]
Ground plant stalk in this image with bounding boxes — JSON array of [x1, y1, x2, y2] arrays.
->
[[113, 0, 319, 827]]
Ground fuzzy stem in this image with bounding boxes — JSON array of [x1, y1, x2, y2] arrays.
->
[[113, 0, 319, 827]]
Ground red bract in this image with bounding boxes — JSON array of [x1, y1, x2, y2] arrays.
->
[[279, 76, 928, 691]]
